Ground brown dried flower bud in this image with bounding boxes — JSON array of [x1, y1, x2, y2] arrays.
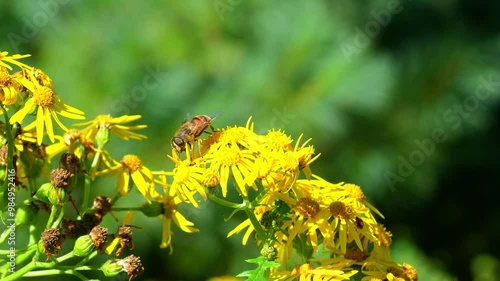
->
[[59, 152, 81, 174], [50, 168, 73, 188], [115, 225, 134, 257], [89, 225, 108, 252], [93, 196, 113, 217], [41, 228, 64, 257], [116, 255, 144, 281]]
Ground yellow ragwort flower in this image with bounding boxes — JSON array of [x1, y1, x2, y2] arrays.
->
[[146, 174, 199, 252], [97, 154, 158, 202], [0, 66, 22, 106], [164, 151, 208, 208], [9, 84, 85, 144], [270, 258, 358, 281], [75, 114, 147, 142], [0, 51, 31, 71], [45, 129, 96, 162], [360, 258, 418, 281]]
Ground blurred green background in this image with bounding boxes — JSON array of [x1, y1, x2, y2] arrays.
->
[[2, 0, 500, 280]]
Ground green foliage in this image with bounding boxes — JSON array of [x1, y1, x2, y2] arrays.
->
[[237, 256, 280, 281]]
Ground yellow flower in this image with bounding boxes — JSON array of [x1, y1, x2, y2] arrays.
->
[[143, 174, 199, 253], [292, 134, 321, 179], [343, 183, 384, 219], [75, 114, 147, 142], [252, 150, 286, 191], [0, 66, 22, 106], [205, 144, 257, 198], [0, 52, 50, 106], [158, 192, 199, 253], [106, 211, 135, 256], [45, 129, 95, 162], [10, 84, 85, 144], [271, 259, 358, 281], [11, 127, 37, 152], [284, 194, 334, 253], [97, 154, 158, 202], [282, 177, 380, 255], [360, 258, 418, 281], [263, 129, 293, 150], [0, 51, 31, 71], [163, 151, 208, 208]]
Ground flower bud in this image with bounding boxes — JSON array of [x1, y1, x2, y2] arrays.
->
[[73, 235, 96, 257], [34, 182, 68, 207], [139, 201, 163, 217], [116, 255, 144, 280], [40, 227, 64, 258], [34, 182, 52, 203], [48, 186, 68, 206], [15, 201, 39, 226], [100, 260, 122, 277], [260, 244, 278, 261], [95, 127, 110, 148], [89, 225, 108, 252]]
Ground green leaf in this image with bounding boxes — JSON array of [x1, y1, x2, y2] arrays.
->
[[237, 256, 280, 281]]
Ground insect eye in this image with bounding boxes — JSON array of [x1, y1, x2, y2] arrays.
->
[[173, 137, 184, 146]]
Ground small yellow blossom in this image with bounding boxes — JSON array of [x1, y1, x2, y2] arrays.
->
[[360, 258, 418, 281], [45, 129, 95, 162], [75, 114, 147, 142], [271, 259, 358, 281], [163, 151, 208, 208], [10, 84, 85, 144], [106, 211, 135, 256], [149, 174, 199, 253], [97, 154, 158, 201], [0, 66, 22, 106], [205, 144, 257, 198], [0, 51, 31, 71], [11, 127, 37, 152]]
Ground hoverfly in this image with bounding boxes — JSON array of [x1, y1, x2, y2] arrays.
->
[[171, 112, 221, 153]]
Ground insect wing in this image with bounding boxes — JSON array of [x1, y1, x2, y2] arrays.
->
[[182, 113, 191, 123]]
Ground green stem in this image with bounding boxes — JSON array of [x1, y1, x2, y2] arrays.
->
[[0, 106, 14, 193], [207, 192, 244, 209], [0, 228, 11, 245], [243, 201, 268, 242], [0, 243, 34, 255], [111, 207, 142, 212], [1, 250, 82, 281], [75, 251, 97, 267], [28, 224, 37, 246], [111, 192, 122, 206], [45, 205, 58, 229], [0, 248, 44, 281], [56, 265, 98, 271], [0, 247, 35, 274], [52, 203, 66, 228], [56, 251, 76, 263], [23, 269, 89, 281], [1, 261, 37, 281], [81, 151, 101, 214]]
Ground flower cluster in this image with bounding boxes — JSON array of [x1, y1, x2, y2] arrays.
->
[[159, 119, 417, 281], [0, 51, 417, 281]]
